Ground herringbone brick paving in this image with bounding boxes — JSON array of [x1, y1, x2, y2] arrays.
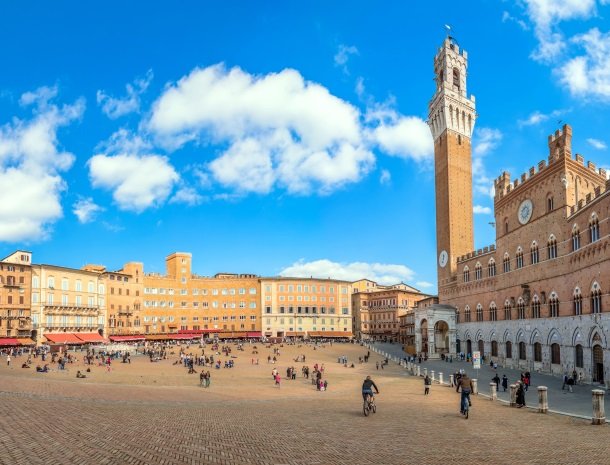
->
[[0, 343, 607, 464]]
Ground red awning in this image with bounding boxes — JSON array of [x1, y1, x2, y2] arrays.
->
[[109, 335, 145, 342], [75, 333, 106, 343], [0, 338, 20, 346], [168, 334, 198, 340], [44, 333, 82, 344], [246, 332, 262, 338]]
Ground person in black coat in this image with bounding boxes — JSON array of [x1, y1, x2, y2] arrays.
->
[[501, 374, 508, 392]]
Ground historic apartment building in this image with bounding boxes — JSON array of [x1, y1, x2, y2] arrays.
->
[[352, 279, 429, 341], [31, 262, 106, 344], [422, 37, 610, 383], [140, 252, 261, 336], [0, 251, 33, 340], [260, 277, 352, 338]]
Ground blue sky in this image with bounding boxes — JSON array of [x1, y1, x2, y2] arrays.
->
[[1, 1, 609, 291]]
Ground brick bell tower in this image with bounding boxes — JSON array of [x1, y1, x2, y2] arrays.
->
[[428, 37, 476, 288]]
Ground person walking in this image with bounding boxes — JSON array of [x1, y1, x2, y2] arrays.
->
[[501, 374, 508, 392], [424, 375, 431, 395], [562, 372, 568, 390], [516, 381, 526, 407], [492, 374, 500, 391], [205, 370, 211, 388], [376, 361, 379, 371], [6, 354, 10, 366]]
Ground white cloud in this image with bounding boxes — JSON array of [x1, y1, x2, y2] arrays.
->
[[367, 104, 433, 161], [472, 127, 502, 198], [147, 64, 375, 195], [169, 186, 204, 206], [0, 87, 84, 242], [473, 128, 502, 156], [334, 44, 359, 74], [473, 205, 492, 214], [97, 70, 153, 119], [517, 109, 565, 127], [279, 259, 416, 285], [558, 28, 610, 99], [521, 0, 596, 61], [502, 11, 529, 30], [88, 130, 179, 212], [587, 137, 607, 150], [379, 169, 391, 184], [73, 197, 104, 223], [415, 281, 434, 290]]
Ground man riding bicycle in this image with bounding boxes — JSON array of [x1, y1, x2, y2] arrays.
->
[[362, 375, 379, 401], [456, 372, 473, 414]]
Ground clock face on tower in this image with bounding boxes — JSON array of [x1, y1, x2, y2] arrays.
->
[[438, 250, 448, 268], [518, 199, 533, 225]]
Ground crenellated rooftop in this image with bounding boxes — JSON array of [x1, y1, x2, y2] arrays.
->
[[457, 244, 496, 264], [494, 124, 607, 202]]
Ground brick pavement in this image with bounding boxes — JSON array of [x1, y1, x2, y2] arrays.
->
[[0, 342, 608, 465]]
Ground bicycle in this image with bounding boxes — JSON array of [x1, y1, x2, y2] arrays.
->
[[460, 390, 471, 419], [363, 393, 377, 416]]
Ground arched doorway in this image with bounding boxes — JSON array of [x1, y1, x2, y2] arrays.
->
[[456, 339, 461, 354], [466, 339, 472, 356], [593, 345, 604, 383], [434, 320, 449, 354], [421, 319, 428, 355], [31, 329, 38, 341], [478, 339, 485, 357]]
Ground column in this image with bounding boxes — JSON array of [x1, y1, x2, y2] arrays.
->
[[490, 382, 497, 401], [416, 365, 421, 377], [537, 386, 548, 413], [472, 378, 478, 394], [592, 389, 606, 425], [430, 370, 435, 382], [439, 372, 443, 385], [510, 384, 517, 407], [423, 368, 428, 377], [449, 374, 454, 387]]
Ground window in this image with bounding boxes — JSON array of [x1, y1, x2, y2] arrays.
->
[[549, 294, 559, 317], [551, 343, 560, 365], [464, 306, 471, 322], [532, 297, 540, 318], [590, 214, 600, 242], [573, 289, 582, 315], [572, 226, 580, 251], [32, 276, 39, 288], [488, 259, 496, 277], [530, 242, 539, 264], [534, 342, 542, 362], [489, 303, 497, 321], [452, 67, 460, 90], [506, 341, 513, 359], [517, 300, 525, 319], [47, 277, 55, 289], [519, 341, 526, 360], [88, 281, 94, 293], [463, 266, 470, 283], [476, 304, 483, 322], [547, 235, 558, 259], [62, 279, 69, 291], [475, 263, 482, 280], [591, 283, 602, 314], [503, 254, 510, 273], [516, 248, 524, 269], [249, 288, 257, 295], [547, 196, 554, 212], [504, 302, 512, 320]]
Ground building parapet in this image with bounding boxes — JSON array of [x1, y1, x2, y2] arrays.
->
[[569, 179, 610, 217], [457, 244, 495, 264]]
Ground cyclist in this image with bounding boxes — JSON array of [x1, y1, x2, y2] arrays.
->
[[456, 372, 473, 415], [362, 375, 380, 402]]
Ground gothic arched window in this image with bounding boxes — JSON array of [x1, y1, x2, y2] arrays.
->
[[572, 224, 580, 251], [453, 68, 460, 90]]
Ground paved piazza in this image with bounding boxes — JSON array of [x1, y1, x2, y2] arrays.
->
[[0, 343, 608, 465]]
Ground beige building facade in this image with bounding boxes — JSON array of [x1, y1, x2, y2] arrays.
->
[[31, 263, 106, 344], [260, 278, 352, 338]]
